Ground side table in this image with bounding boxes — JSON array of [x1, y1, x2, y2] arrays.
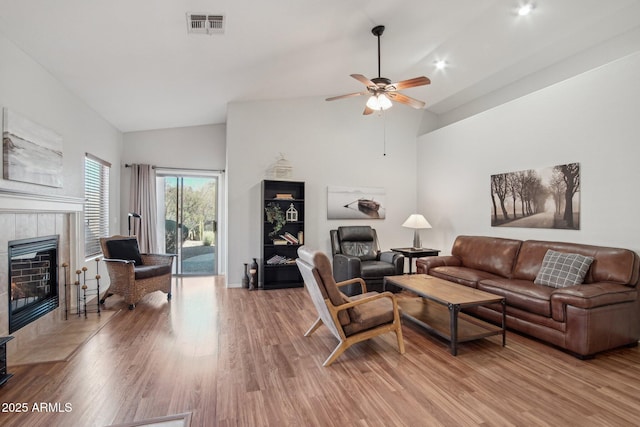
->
[[391, 248, 440, 274]]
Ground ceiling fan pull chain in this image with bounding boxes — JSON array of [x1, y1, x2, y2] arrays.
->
[[383, 110, 387, 156]]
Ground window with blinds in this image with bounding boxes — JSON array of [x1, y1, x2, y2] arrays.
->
[[84, 154, 110, 258]]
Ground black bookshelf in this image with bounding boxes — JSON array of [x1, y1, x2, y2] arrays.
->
[[261, 180, 305, 289]]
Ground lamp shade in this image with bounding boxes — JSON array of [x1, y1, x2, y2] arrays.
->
[[366, 94, 392, 111], [402, 214, 432, 229]]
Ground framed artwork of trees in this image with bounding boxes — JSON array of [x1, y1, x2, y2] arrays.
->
[[491, 163, 580, 229]]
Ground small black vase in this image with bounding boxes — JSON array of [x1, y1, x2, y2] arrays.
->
[[242, 263, 249, 289], [250, 258, 259, 289]]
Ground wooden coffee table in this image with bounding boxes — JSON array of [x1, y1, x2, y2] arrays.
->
[[384, 274, 506, 355]]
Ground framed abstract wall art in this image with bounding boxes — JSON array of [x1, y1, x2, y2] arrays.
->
[[327, 186, 386, 219], [491, 162, 580, 229], [3, 108, 63, 188]]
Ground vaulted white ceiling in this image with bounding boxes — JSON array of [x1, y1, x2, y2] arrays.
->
[[1, 0, 639, 132]]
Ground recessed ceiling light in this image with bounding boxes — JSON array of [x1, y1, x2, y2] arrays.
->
[[518, 4, 534, 16], [435, 60, 447, 70]]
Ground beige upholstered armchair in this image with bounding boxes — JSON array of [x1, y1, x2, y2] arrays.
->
[[99, 235, 174, 310], [296, 246, 405, 366]]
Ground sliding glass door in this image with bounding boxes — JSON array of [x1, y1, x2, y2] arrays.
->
[[156, 172, 219, 275]]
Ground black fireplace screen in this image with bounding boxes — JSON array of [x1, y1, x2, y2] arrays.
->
[[8, 235, 59, 333]]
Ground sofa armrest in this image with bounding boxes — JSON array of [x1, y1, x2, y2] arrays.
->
[[102, 258, 136, 282], [380, 251, 405, 274], [333, 253, 362, 282], [416, 256, 461, 274], [551, 282, 638, 322], [141, 253, 176, 266], [103, 258, 135, 264]]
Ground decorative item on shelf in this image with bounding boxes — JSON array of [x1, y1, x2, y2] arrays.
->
[[267, 153, 293, 179], [266, 254, 296, 265], [265, 202, 286, 238], [273, 238, 288, 245], [402, 214, 432, 249], [242, 263, 249, 289], [297, 231, 304, 244], [280, 232, 299, 245], [286, 203, 298, 222], [275, 193, 294, 200], [251, 258, 260, 289]]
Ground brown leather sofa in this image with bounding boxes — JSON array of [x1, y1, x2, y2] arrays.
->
[[416, 235, 640, 358]]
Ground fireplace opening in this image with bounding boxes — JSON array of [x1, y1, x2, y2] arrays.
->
[[8, 235, 59, 334]]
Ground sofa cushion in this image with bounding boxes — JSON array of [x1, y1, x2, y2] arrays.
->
[[478, 278, 554, 318], [429, 266, 504, 288], [310, 250, 351, 326], [513, 240, 639, 286], [134, 264, 172, 280], [361, 260, 398, 278], [338, 226, 378, 261], [534, 250, 594, 288], [343, 292, 394, 336], [451, 236, 521, 278], [105, 238, 144, 265]]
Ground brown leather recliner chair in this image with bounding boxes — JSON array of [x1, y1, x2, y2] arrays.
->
[[330, 226, 404, 296]]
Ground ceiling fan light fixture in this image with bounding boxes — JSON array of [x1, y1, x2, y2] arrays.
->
[[366, 94, 392, 111], [518, 4, 534, 16], [326, 24, 430, 113]]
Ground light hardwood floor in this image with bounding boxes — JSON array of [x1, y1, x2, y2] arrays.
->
[[1, 276, 640, 426]]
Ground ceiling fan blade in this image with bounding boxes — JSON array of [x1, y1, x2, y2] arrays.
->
[[388, 76, 431, 91], [351, 74, 377, 87], [363, 105, 375, 115], [387, 92, 426, 109], [326, 92, 367, 102]]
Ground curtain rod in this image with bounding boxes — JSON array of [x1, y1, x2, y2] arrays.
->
[[125, 164, 225, 173]]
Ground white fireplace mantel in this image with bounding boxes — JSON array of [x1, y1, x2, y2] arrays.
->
[[0, 188, 85, 301], [0, 188, 84, 213]]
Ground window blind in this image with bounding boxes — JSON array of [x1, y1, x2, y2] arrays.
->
[[84, 154, 110, 258]]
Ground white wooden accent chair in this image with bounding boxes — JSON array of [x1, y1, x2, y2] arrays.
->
[[296, 246, 405, 366]]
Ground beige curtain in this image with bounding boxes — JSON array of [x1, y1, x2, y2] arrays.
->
[[129, 164, 158, 253]]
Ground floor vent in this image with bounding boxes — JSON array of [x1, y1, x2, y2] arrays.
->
[[187, 13, 225, 35]]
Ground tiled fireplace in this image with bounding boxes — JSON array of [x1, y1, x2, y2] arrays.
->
[[8, 235, 59, 333], [0, 189, 83, 360]]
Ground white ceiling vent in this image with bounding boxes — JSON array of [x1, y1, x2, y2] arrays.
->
[[187, 13, 225, 35]]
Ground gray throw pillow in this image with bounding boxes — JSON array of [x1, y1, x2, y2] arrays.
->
[[534, 249, 594, 288]]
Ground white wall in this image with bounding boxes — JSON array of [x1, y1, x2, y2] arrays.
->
[[417, 51, 640, 255], [0, 33, 122, 255], [122, 124, 226, 170], [121, 124, 227, 269], [226, 97, 424, 286]]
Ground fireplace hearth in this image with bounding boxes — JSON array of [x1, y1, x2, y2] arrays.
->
[[8, 235, 59, 333]]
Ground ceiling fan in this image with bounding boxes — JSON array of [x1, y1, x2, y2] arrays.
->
[[326, 25, 431, 115]]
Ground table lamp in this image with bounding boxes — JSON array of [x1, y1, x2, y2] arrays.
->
[[402, 214, 432, 249]]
